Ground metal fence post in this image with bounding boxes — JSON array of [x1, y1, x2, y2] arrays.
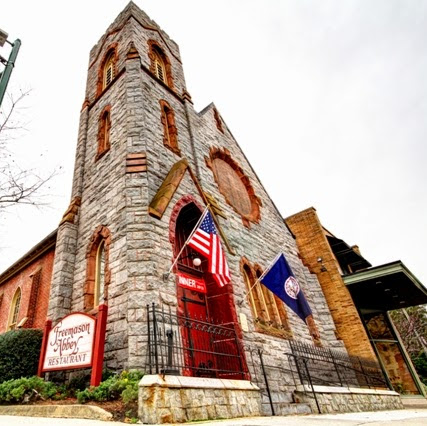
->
[[303, 358, 321, 414], [258, 348, 275, 416]]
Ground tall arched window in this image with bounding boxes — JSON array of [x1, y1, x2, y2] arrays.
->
[[96, 106, 111, 160], [94, 241, 106, 307], [148, 41, 174, 89], [153, 48, 166, 83], [84, 225, 111, 311], [243, 265, 265, 322], [241, 259, 292, 338], [96, 44, 118, 97], [8, 287, 21, 330], [159, 100, 180, 155], [103, 51, 115, 89]]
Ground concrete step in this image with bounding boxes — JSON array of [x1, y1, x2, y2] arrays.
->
[[401, 396, 427, 409], [261, 402, 312, 416]]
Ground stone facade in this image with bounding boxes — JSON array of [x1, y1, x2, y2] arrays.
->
[[139, 375, 262, 424], [294, 385, 403, 414], [47, 1, 345, 378]]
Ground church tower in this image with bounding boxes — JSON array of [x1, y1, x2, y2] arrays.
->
[[48, 1, 342, 377]]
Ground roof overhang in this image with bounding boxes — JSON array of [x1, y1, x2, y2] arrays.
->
[[327, 235, 371, 272], [343, 261, 427, 312]]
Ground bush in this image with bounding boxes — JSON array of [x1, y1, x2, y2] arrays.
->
[[76, 370, 144, 405], [413, 352, 427, 386], [0, 376, 58, 403], [0, 329, 43, 381]]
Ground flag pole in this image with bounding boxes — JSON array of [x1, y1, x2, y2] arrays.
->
[[238, 252, 282, 305], [163, 205, 209, 280]]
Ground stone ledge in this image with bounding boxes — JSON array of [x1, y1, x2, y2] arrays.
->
[[0, 404, 113, 420], [140, 374, 260, 391], [296, 384, 399, 396]]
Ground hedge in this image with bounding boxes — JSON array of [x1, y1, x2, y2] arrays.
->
[[0, 329, 43, 381]]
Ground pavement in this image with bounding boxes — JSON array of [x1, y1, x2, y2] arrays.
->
[[1, 409, 427, 425]]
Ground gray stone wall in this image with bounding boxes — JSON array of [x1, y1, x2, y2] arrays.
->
[[295, 387, 403, 414], [138, 375, 262, 424], [50, 0, 345, 387]]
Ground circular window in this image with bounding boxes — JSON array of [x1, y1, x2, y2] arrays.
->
[[212, 158, 252, 216], [206, 147, 261, 227]]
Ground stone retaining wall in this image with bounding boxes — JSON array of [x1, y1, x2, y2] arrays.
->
[[138, 375, 261, 424], [294, 385, 403, 414]]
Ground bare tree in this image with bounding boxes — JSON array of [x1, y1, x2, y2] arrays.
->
[[0, 89, 56, 211], [390, 306, 427, 357]]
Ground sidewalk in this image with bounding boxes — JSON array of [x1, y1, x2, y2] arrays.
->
[[1, 409, 427, 425]]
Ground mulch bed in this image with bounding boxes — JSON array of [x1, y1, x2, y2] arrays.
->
[[31, 398, 137, 422]]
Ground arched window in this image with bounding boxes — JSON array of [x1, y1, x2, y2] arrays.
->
[[96, 106, 111, 160], [8, 287, 21, 330], [103, 51, 115, 89], [241, 259, 292, 338], [148, 41, 174, 89], [159, 100, 180, 155], [243, 265, 265, 322], [153, 48, 166, 83], [96, 44, 118, 97], [94, 241, 106, 307], [254, 267, 291, 334], [84, 225, 111, 311]]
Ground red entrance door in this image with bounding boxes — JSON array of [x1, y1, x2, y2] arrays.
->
[[178, 283, 217, 377]]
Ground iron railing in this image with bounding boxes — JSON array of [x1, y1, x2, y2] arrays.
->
[[288, 341, 388, 389], [145, 304, 248, 379], [246, 342, 390, 416]]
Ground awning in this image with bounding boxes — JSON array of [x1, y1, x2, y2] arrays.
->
[[327, 235, 371, 272], [343, 261, 427, 312]]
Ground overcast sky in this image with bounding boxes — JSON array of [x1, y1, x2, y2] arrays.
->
[[1, 0, 426, 287]]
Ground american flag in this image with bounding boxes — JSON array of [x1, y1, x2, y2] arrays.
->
[[188, 210, 231, 287]]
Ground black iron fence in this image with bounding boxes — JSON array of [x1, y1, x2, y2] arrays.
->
[[246, 342, 389, 416], [288, 341, 388, 389], [145, 304, 248, 379]]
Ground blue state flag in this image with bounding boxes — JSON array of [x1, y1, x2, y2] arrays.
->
[[260, 253, 312, 322]]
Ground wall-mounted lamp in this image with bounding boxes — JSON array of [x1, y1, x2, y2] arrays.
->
[[162, 251, 202, 281], [317, 257, 327, 272], [180, 252, 202, 267]]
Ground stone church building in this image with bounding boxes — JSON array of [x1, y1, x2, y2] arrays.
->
[[1, 2, 425, 422]]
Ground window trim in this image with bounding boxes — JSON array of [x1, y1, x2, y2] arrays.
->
[[159, 99, 180, 155], [84, 225, 111, 311], [94, 241, 106, 307], [147, 40, 174, 89], [7, 287, 22, 330], [241, 258, 292, 339], [96, 43, 119, 97], [96, 105, 112, 161]]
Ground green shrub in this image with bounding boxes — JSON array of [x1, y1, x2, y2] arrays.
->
[[76, 370, 144, 405], [0, 329, 43, 381], [0, 376, 58, 403]]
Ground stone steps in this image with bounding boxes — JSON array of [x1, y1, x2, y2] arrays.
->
[[401, 396, 427, 409]]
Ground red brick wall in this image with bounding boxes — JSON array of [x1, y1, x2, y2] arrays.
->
[[0, 248, 55, 332]]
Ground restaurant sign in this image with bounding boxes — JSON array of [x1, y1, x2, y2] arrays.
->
[[177, 272, 206, 293], [42, 313, 95, 371]]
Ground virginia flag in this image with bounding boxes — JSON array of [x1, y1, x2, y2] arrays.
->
[[260, 253, 312, 322]]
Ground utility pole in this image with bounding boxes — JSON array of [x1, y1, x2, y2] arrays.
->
[[0, 28, 21, 107]]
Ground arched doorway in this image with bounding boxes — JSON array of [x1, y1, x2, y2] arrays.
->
[[171, 200, 248, 379]]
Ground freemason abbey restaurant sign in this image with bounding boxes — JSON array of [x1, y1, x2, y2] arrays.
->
[[0, 2, 426, 423]]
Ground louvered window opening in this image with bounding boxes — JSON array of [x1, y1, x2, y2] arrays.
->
[[103, 56, 115, 89]]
